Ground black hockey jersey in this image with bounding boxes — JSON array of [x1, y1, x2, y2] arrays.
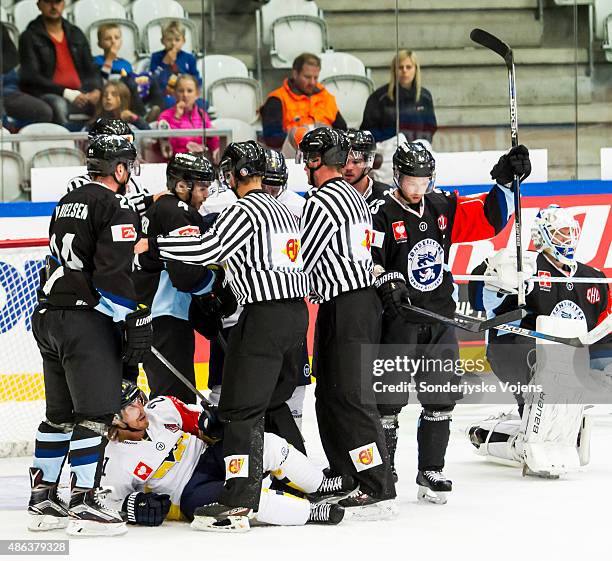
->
[[371, 184, 514, 322], [470, 252, 610, 340], [135, 194, 214, 320], [365, 179, 392, 205], [44, 182, 141, 322]]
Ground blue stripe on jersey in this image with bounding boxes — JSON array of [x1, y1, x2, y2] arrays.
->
[[34, 447, 70, 458], [192, 269, 216, 296], [493, 184, 514, 229], [94, 288, 136, 322], [151, 270, 191, 321]]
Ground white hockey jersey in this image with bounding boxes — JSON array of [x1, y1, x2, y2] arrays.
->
[[103, 396, 206, 514]]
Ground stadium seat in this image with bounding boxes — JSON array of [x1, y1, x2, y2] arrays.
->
[[0, 150, 26, 201], [321, 75, 374, 129], [211, 118, 258, 143], [133, 56, 151, 74], [604, 14, 612, 61], [72, 0, 126, 38], [269, 16, 327, 69], [208, 78, 262, 124], [319, 51, 368, 80], [594, 0, 612, 39], [1, 8, 18, 46], [31, 146, 86, 170], [87, 19, 140, 64], [17, 123, 80, 180], [13, 0, 39, 33], [257, 0, 321, 47], [199, 55, 249, 98]]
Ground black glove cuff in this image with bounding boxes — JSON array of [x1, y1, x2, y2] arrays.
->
[[123, 492, 139, 524], [374, 271, 405, 289]]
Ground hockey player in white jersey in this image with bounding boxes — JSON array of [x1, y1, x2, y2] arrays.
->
[[103, 381, 354, 532]]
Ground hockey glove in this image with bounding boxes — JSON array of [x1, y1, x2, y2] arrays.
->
[[374, 271, 412, 320], [198, 402, 224, 444], [123, 492, 171, 526], [122, 304, 153, 366], [490, 144, 531, 187]]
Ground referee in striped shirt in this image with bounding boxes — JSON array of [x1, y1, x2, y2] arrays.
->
[[136, 141, 309, 515], [299, 128, 396, 512]]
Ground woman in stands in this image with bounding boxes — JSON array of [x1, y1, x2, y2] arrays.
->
[[89, 81, 150, 131], [157, 74, 220, 162], [360, 50, 437, 144]]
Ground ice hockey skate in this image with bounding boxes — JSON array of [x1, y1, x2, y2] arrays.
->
[[416, 470, 452, 505]]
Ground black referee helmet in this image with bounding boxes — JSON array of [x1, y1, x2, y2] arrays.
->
[[219, 141, 267, 182], [298, 127, 350, 168], [263, 149, 288, 197], [88, 118, 133, 142]]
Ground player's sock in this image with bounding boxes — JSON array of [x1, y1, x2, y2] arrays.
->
[[68, 423, 108, 490], [417, 408, 451, 474], [33, 421, 72, 484], [381, 414, 399, 482]]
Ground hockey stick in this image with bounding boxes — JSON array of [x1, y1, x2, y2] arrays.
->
[[580, 314, 612, 345], [452, 274, 612, 284], [401, 304, 526, 333], [470, 28, 525, 308], [150, 345, 211, 404]]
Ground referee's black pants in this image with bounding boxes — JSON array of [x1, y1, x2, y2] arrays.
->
[[217, 299, 308, 510], [313, 287, 396, 500], [143, 315, 197, 404]]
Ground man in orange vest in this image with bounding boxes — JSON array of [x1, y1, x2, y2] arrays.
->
[[261, 52, 347, 149]]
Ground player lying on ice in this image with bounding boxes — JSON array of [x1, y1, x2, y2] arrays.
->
[[101, 381, 356, 533], [466, 204, 611, 477]]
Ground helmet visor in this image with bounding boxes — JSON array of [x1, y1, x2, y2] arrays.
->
[[346, 150, 374, 168], [396, 174, 433, 196]]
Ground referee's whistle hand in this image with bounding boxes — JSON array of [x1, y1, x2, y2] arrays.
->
[[134, 238, 149, 254]]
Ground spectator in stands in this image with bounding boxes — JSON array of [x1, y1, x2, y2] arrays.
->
[[89, 81, 149, 131], [150, 21, 201, 109], [18, 0, 102, 127], [93, 23, 133, 80], [360, 50, 437, 143], [157, 74, 219, 161], [1, 23, 53, 125], [260, 53, 347, 150]]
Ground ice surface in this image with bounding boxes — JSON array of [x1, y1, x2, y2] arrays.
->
[[0, 387, 609, 560]]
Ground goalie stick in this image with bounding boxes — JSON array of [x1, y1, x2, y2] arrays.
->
[[150, 345, 212, 405], [470, 28, 526, 308]]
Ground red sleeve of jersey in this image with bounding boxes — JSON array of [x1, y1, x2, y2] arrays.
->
[[451, 192, 497, 244], [167, 396, 200, 436], [596, 285, 612, 326]]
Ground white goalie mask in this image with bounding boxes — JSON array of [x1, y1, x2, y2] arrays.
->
[[531, 205, 581, 266]]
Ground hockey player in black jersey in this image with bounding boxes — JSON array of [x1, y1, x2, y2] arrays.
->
[[370, 141, 530, 502], [134, 153, 218, 403], [28, 135, 153, 537], [342, 128, 391, 204]]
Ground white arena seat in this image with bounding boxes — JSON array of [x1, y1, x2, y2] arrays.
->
[[595, 0, 612, 39], [321, 75, 374, 129], [72, 0, 126, 34], [208, 78, 262, 124], [319, 51, 368, 80], [211, 118, 258, 143], [87, 19, 140, 64], [12, 0, 39, 33], [257, 0, 321, 47], [1, 8, 18, 45], [199, 55, 249, 98], [0, 150, 26, 201], [270, 15, 327, 69], [31, 146, 86, 170]]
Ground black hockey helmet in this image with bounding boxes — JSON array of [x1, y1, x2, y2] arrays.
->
[[346, 128, 376, 156], [86, 134, 138, 177], [119, 380, 148, 410], [263, 149, 288, 192], [167, 152, 215, 190], [393, 142, 435, 178], [298, 127, 350, 167], [88, 118, 133, 142], [219, 141, 267, 184]]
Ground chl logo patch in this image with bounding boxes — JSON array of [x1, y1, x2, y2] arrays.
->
[[551, 300, 586, 322], [407, 238, 444, 292], [133, 462, 153, 481], [587, 287, 600, 304], [392, 221, 407, 242], [225, 455, 249, 479], [437, 214, 448, 231], [349, 443, 383, 472]]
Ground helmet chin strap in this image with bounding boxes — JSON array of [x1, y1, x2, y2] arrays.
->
[[308, 161, 324, 187]]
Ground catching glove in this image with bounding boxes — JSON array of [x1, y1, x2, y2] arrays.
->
[[122, 304, 153, 366], [122, 492, 171, 526], [374, 271, 411, 320], [490, 144, 531, 187]]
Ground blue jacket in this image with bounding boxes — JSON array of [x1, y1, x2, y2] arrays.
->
[[150, 49, 201, 93]]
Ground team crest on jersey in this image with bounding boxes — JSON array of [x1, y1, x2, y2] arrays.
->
[[407, 238, 444, 292], [587, 287, 600, 304], [551, 300, 586, 321], [349, 443, 382, 472], [437, 214, 448, 231], [225, 455, 249, 479], [537, 270, 552, 290], [392, 221, 407, 242], [133, 462, 153, 481], [282, 239, 300, 262]]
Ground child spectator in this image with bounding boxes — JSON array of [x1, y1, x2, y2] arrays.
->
[[93, 23, 133, 80], [150, 21, 201, 108], [90, 80, 149, 130], [157, 74, 218, 160]]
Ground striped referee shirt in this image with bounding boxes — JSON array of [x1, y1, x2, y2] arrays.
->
[[155, 190, 309, 305], [301, 178, 375, 303], [67, 174, 151, 214]]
